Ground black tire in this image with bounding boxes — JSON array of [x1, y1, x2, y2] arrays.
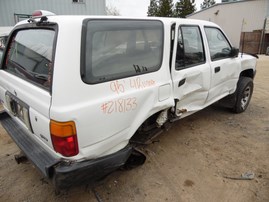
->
[[233, 77, 253, 113]]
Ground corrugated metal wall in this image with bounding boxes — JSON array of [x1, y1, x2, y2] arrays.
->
[[0, 0, 106, 26]]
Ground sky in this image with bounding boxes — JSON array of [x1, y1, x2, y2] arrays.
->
[[107, 0, 222, 17]]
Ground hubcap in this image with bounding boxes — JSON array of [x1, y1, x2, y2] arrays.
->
[[240, 86, 251, 110]]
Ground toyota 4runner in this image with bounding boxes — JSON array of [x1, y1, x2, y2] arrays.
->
[[0, 12, 257, 189]]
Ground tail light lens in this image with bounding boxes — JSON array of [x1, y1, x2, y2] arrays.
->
[[32, 10, 42, 17], [32, 10, 56, 17], [50, 120, 79, 157]]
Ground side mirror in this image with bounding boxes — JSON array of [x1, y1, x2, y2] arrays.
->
[[230, 47, 239, 58]]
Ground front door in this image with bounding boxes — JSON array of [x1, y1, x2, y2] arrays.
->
[[204, 27, 241, 104]]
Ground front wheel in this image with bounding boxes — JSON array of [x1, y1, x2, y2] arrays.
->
[[233, 77, 254, 113]]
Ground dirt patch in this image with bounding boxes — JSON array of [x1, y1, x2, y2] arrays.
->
[[0, 56, 269, 201]]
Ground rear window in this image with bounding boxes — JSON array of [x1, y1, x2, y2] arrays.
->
[[4, 29, 55, 90], [81, 19, 164, 84]]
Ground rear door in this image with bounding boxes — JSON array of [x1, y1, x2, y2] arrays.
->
[[0, 26, 56, 148], [171, 24, 210, 117]]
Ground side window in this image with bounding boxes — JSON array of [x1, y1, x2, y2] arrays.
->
[[176, 25, 205, 70], [83, 20, 163, 84], [204, 27, 231, 61]]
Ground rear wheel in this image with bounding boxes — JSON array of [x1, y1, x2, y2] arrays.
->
[[233, 77, 253, 113]]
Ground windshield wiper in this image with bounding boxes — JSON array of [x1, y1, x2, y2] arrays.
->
[[8, 60, 49, 82]]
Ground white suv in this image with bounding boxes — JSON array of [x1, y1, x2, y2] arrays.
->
[[0, 13, 257, 189]]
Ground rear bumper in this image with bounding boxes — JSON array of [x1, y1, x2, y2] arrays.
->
[[0, 111, 132, 189], [53, 145, 132, 189]]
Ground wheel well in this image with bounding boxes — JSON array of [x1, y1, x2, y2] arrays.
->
[[240, 69, 254, 79], [134, 112, 161, 134], [130, 110, 167, 145]]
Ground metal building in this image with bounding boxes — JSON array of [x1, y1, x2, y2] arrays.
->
[[0, 0, 106, 26], [187, 0, 269, 54]]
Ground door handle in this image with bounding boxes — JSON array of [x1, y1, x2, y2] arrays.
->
[[178, 78, 186, 87], [215, 66, 221, 73]]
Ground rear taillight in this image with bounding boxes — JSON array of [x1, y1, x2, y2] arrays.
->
[[50, 120, 79, 157]]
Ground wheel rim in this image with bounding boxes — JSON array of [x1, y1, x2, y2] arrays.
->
[[240, 86, 251, 110]]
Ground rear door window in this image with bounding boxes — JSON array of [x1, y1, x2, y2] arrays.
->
[[81, 19, 164, 84], [176, 25, 205, 70], [4, 29, 55, 90]]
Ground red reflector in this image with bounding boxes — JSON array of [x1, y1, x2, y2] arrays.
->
[[51, 135, 79, 157], [32, 10, 43, 17]]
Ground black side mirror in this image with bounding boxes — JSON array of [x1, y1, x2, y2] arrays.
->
[[230, 47, 239, 58]]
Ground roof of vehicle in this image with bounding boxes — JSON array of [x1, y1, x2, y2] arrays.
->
[[15, 15, 219, 28]]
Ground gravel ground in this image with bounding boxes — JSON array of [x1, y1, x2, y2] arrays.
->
[[0, 55, 268, 202]]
